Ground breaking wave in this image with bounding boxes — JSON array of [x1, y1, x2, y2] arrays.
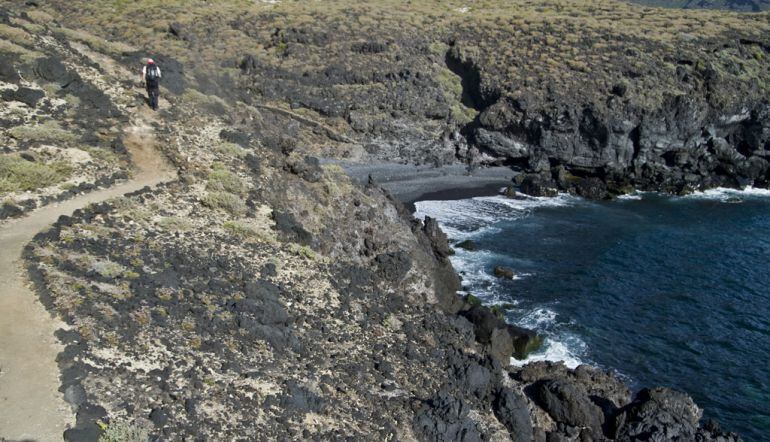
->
[[414, 193, 587, 368]]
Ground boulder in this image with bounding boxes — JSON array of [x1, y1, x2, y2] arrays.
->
[[517, 174, 558, 197], [493, 388, 534, 442], [461, 305, 542, 361], [531, 379, 604, 434], [272, 211, 313, 246], [455, 239, 478, 251], [613, 387, 737, 441], [0, 201, 24, 219], [413, 390, 484, 442], [286, 156, 323, 182], [502, 186, 529, 200], [149, 407, 168, 427], [493, 266, 516, 279], [0, 57, 20, 83], [2, 87, 45, 107]]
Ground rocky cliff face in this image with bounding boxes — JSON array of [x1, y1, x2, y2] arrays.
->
[[1, 1, 765, 440], [456, 35, 770, 197]]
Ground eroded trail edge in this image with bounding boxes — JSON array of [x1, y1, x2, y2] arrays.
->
[[0, 112, 175, 441]]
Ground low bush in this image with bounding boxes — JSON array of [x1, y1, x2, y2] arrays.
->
[[97, 421, 150, 442], [201, 191, 246, 216], [157, 216, 192, 231], [54, 26, 135, 56], [215, 142, 247, 158], [7, 121, 78, 144], [0, 154, 72, 193], [206, 166, 245, 195], [222, 220, 257, 239]]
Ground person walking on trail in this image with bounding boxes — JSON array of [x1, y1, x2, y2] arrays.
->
[[141, 58, 162, 110]]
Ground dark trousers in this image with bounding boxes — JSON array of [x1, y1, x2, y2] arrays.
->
[[146, 84, 159, 110]]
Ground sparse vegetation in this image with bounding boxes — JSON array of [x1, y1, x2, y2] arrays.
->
[[0, 23, 34, 46], [215, 141, 247, 158], [97, 420, 150, 442], [157, 216, 192, 231], [464, 294, 483, 307], [80, 146, 121, 164], [7, 121, 78, 144], [222, 220, 258, 239], [288, 243, 317, 260], [201, 191, 247, 216], [91, 259, 132, 280], [181, 89, 228, 112], [53, 26, 135, 57], [206, 166, 246, 195], [0, 154, 73, 193], [30, 0, 770, 118]]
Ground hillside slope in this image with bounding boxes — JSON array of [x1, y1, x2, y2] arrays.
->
[[35, 0, 770, 200], [0, 1, 765, 440]]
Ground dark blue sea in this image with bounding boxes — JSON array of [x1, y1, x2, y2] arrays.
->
[[415, 188, 770, 441]]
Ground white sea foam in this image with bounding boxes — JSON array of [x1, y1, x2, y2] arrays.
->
[[415, 194, 588, 369], [510, 334, 587, 369], [682, 186, 770, 202], [414, 193, 580, 240], [617, 193, 643, 200], [519, 307, 558, 329]]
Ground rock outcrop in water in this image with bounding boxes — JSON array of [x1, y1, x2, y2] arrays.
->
[[0, 1, 762, 439]]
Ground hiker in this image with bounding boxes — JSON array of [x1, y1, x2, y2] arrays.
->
[[141, 58, 162, 110]]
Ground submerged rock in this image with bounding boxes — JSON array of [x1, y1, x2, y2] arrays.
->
[[454, 239, 478, 251], [493, 266, 516, 279]]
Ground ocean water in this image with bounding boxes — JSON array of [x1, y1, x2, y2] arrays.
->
[[414, 188, 770, 441]]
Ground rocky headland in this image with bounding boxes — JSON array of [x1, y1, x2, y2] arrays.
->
[[1, 1, 768, 440]]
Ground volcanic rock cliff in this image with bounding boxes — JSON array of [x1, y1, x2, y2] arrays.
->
[[1, 1, 767, 440]]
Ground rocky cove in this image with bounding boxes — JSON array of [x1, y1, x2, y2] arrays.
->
[[0, 1, 768, 440]]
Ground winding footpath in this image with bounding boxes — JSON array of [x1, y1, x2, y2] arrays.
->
[[0, 109, 175, 440]]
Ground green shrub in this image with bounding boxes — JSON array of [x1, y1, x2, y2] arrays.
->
[[54, 26, 135, 56], [7, 121, 78, 144], [489, 304, 505, 320], [0, 154, 72, 193], [222, 220, 257, 238], [91, 259, 130, 279], [201, 191, 246, 216], [216, 142, 247, 158], [206, 167, 245, 195], [288, 243, 317, 260], [464, 293, 482, 307], [81, 146, 121, 163], [180, 89, 228, 112], [157, 216, 192, 231], [436, 67, 463, 98], [0, 24, 34, 46], [97, 421, 149, 442]]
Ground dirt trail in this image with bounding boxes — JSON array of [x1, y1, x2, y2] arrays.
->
[[0, 109, 175, 440]]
